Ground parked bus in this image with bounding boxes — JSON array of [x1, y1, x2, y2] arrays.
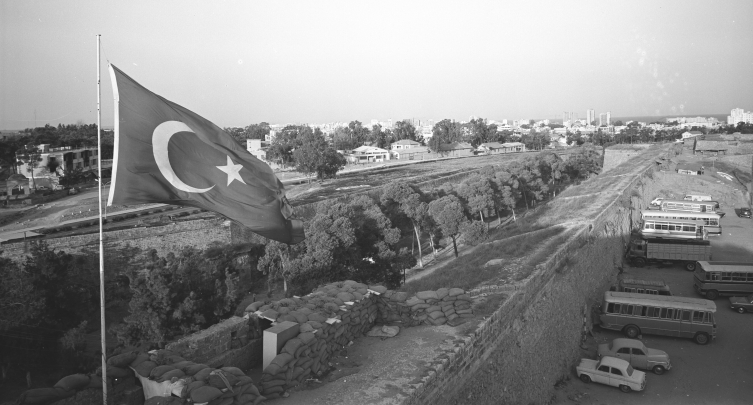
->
[[660, 199, 720, 213], [641, 210, 721, 235], [638, 216, 707, 240], [683, 194, 712, 202], [692, 261, 753, 300], [598, 291, 716, 345]]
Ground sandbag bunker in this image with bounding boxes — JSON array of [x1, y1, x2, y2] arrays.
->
[[246, 281, 474, 399]]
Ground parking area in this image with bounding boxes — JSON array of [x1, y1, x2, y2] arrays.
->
[[555, 192, 753, 404]]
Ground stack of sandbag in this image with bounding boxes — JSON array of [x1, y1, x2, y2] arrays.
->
[[377, 287, 474, 326], [105, 350, 140, 379], [254, 281, 385, 398], [16, 373, 98, 404]]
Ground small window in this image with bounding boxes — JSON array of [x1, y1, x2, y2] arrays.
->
[[607, 303, 621, 314], [648, 290, 658, 295], [610, 368, 623, 376], [623, 287, 635, 293], [660, 308, 670, 319], [634, 305, 644, 317], [598, 365, 610, 373], [721, 273, 732, 281], [621, 305, 633, 315], [648, 307, 660, 318], [692, 311, 704, 323], [661, 224, 669, 230], [632, 348, 646, 356], [617, 347, 631, 354], [732, 273, 744, 281], [681, 310, 691, 321], [637, 288, 644, 294], [747, 274, 753, 282], [673, 309, 682, 321], [702, 312, 710, 323], [668, 225, 676, 231]]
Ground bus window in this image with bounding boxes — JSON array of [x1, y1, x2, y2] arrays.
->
[[683, 225, 692, 231], [607, 303, 621, 314], [692, 311, 704, 323], [673, 309, 682, 320], [681, 310, 691, 321], [660, 308, 671, 319], [721, 272, 732, 281], [732, 273, 744, 281], [621, 305, 633, 315], [648, 307, 660, 318], [660, 224, 669, 230], [747, 274, 753, 282], [707, 272, 719, 281], [647, 290, 658, 295], [634, 305, 643, 316]]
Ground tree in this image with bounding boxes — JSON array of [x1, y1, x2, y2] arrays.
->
[[380, 182, 429, 268], [316, 148, 346, 180], [493, 170, 521, 222], [285, 195, 412, 293], [460, 220, 488, 246], [466, 118, 497, 147], [430, 119, 463, 151], [293, 128, 328, 182], [613, 120, 624, 126], [428, 195, 467, 258], [16, 145, 42, 191], [257, 240, 293, 293], [457, 174, 495, 229], [566, 148, 603, 179], [0, 256, 44, 331], [113, 245, 242, 347], [392, 120, 419, 142]]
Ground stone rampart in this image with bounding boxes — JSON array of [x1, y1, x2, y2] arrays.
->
[[602, 144, 652, 173]]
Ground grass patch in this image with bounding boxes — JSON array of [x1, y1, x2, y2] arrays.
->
[[473, 293, 508, 317], [400, 225, 567, 295]]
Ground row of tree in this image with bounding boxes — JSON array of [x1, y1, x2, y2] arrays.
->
[[256, 148, 603, 296]]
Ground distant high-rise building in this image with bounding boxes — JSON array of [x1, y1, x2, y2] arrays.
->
[[599, 112, 611, 126], [587, 109, 595, 125], [728, 108, 753, 125]]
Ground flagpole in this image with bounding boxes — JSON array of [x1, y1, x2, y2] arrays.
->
[[96, 34, 108, 405]]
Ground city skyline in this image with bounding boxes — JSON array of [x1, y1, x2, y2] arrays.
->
[[1, 0, 753, 131]]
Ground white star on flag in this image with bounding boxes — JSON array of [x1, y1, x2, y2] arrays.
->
[[216, 155, 247, 186]]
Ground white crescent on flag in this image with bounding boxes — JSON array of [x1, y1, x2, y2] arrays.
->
[[151, 121, 215, 193]]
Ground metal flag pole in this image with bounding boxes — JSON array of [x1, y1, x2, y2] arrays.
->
[[96, 33, 108, 405]]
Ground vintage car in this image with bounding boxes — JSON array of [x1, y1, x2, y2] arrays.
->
[[597, 338, 671, 375], [729, 294, 753, 314], [576, 356, 646, 393], [738, 208, 752, 219]]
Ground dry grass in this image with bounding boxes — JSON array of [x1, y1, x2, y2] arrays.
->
[[400, 225, 568, 295]]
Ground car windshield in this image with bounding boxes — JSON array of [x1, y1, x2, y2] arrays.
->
[[626, 365, 634, 376]]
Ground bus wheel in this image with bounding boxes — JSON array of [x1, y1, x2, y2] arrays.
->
[[633, 258, 646, 267], [684, 261, 696, 271], [624, 325, 640, 339], [694, 332, 710, 345], [706, 290, 719, 300]]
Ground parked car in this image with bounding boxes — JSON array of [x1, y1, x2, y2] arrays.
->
[[576, 356, 646, 393], [650, 197, 664, 206], [729, 294, 753, 314], [738, 208, 752, 219], [597, 338, 671, 375]]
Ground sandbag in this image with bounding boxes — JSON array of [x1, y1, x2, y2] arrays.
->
[[220, 366, 245, 377], [299, 323, 315, 333], [245, 301, 266, 312], [183, 363, 210, 376], [193, 367, 214, 381], [208, 397, 233, 405], [308, 312, 327, 323], [436, 288, 449, 299], [288, 311, 309, 324], [425, 305, 441, 313], [171, 360, 195, 369], [260, 309, 279, 320], [105, 364, 132, 378], [234, 375, 253, 387], [405, 297, 425, 306], [456, 294, 472, 301], [18, 387, 67, 404], [107, 350, 138, 368], [429, 316, 447, 325], [156, 368, 185, 382], [53, 373, 90, 391], [428, 311, 444, 320], [416, 291, 438, 300], [149, 365, 176, 379], [190, 385, 223, 403], [390, 291, 408, 302], [263, 385, 284, 395], [282, 338, 304, 356], [298, 332, 316, 345], [278, 314, 298, 323], [129, 352, 150, 367], [369, 285, 387, 294], [449, 288, 464, 296], [134, 360, 158, 377], [183, 380, 206, 396], [271, 353, 294, 368]]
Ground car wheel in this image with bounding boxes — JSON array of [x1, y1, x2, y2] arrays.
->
[[694, 332, 710, 345], [633, 258, 646, 267], [706, 290, 719, 300], [619, 385, 632, 393], [580, 374, 591, 384], [685, 261, 697, 271], [737, 307, 746, 314], [624, 325, 640, 339], [653, 365, 666, 375]]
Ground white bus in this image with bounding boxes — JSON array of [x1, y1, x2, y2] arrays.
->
[[599, 291, 716, 345], [641, 210, 720, 235], [693, 261, 753, 300], [638, 216, 707, 241], [660, 199, 720, 213]]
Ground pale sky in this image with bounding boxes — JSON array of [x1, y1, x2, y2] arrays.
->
[[1, 0, 752, 130]]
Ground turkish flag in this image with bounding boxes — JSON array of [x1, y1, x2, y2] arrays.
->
[[107, 65, 304, 244]]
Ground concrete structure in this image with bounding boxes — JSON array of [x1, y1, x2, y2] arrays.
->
[[676, 162, 703, 175], [15, 144, 98, 179], [599, 111, 611, 127], [262, 321, 300, 371], [347, 145, 391, 163], [476, 142, 526, 154], [391, 146, 430, 160], [682, 130, 704, 139], [586, 109, 595, 125], [437, 142, 474, 157], [727, 108, 753, 125], [694, 140, 729, 156], [390, 139, 422, 150]]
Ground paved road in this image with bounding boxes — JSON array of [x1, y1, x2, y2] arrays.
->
[[556, 193, 753, 405]]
